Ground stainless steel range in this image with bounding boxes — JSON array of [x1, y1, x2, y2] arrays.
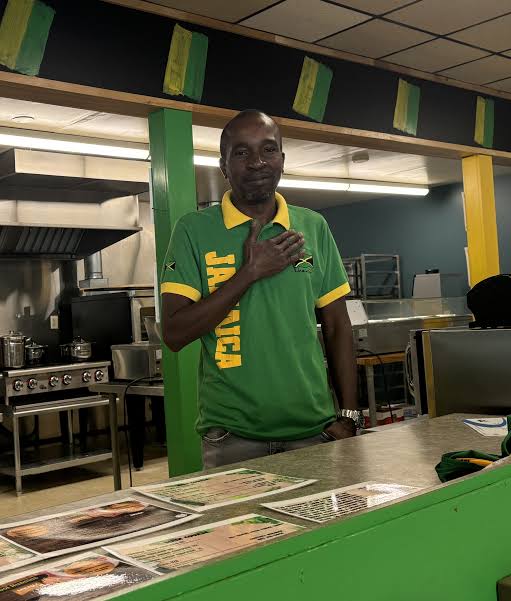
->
[[0, 360, 120, 496], [0, 361, 109, 404]]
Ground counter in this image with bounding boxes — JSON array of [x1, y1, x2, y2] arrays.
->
[[1, 414, 510, 601]]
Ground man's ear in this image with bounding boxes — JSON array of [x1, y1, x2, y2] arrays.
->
[[220, 157, 228, 179]]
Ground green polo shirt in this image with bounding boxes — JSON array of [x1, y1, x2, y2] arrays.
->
[[161, 191, 350, 440]]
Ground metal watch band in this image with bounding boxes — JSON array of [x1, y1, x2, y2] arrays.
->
[[338, 409, 365, 430]]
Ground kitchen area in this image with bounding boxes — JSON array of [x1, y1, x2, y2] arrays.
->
[[0, 139, 156, 496]]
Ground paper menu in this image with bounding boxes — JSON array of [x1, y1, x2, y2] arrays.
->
[[261, 482, 421, 524], [0, 498, 197, 558], [105, 514, 303, 575], [134, 468, 316, 511], [0, 537, 38, 574], [0, 553, 155, 601]]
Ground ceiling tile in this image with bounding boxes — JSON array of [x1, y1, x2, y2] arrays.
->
[[440, 55, 511, 84], [240, 0, 369, 42], [319, 19, 433, 58], [326, 0, 412, 14], [486, 77, 511, 92], [449, 14, 511, 52], [385, 39, 488, 72], [147, 0, 280, 23], [388, 0, 511, 35], [0, 98, 149, 142]]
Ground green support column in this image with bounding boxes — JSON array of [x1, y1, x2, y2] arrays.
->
[[149, 108, 202, 476]]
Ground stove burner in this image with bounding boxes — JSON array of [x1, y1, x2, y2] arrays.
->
[[0, 361, 111, 405]]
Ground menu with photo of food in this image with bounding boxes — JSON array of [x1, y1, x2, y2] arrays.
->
[[0, 498, 198, 558], [0, 553, 155, 601]]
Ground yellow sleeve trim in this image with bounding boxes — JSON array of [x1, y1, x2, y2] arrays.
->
[[161, 282, 201, 302], [315, 282, 351, 308]]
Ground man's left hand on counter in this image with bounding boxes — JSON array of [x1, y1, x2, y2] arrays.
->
[[324, 416, 357, 440]]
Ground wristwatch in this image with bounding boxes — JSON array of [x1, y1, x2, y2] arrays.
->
[[338, 409, 365, 430]]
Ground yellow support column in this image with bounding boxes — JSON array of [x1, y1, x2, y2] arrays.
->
[[462, 154, 500, 287]]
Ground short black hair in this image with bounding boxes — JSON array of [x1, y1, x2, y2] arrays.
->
[[220, 109, 282, 159]]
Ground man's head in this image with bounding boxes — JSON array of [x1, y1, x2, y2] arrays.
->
[[220, 109, 285, 205]]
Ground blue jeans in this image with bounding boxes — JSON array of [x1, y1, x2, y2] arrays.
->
[[202, 427, 334, 469]]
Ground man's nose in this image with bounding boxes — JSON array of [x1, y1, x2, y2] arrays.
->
[[247, 152, 266, 169]]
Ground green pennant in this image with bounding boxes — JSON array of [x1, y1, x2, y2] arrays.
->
[[393, 78, 420, 136], [0, 0, 54, 76]]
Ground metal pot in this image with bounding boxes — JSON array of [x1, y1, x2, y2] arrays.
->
[[0, 331, 26, 369], [25, 340, 47, 365], [60, 337, 92, 362]]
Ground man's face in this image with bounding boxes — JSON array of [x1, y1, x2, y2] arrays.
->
[[220, 116, 285, 204]]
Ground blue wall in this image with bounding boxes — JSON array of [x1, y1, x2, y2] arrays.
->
[[495, 174, 511, 274], [320, 174, 511, 298]]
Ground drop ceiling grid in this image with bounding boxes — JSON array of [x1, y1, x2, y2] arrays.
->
[[152, 0, 511, 92], [239, 0, 371, 43], [142, 0, 284, 23], [319, 2, 511, 86]]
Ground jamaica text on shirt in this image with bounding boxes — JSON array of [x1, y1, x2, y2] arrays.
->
[[205, 251, 242, 369]]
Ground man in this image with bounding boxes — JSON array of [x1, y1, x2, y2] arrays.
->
[[161, 109, 360, 469]]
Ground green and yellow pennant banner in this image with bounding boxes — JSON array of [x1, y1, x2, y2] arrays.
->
[[0, 0, 54, 77], [293, 56, 332, 122], [393, 78, 420, 136], [474, 96, 494, 148], [163, 24, 208, 102]]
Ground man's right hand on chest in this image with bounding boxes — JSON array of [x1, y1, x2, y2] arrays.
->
[[163, 220, 304, 351], [242, 219, 305, 282]]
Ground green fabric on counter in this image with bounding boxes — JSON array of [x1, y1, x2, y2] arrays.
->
[[435, 418, 511, 483]]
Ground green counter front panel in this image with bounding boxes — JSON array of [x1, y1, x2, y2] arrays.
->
[[115, 462, 511, 601], [149, 108, 202, 476]]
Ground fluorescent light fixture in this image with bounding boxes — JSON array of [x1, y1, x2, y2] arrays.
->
[[0, 130, 431, 197], [179, 153, 430, 196], [347, 183, 429, 196], [0, 127, 150, 160], [278, 176, 428, 196], [193, 154, 220, 167], [279, 177, 349, 191]]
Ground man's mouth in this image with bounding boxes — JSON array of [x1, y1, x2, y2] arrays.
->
[[245, 175, 272, 185]]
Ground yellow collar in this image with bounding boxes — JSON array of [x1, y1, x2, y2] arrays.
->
[[221, 191, 290, 230]]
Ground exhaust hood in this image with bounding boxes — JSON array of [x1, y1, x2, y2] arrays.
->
[[0, 148, 147, 259], [0, 148, 149, 203], [0, 195, 142, 260]]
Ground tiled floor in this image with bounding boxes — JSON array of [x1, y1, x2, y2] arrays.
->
[[0, 448, 169, 519]]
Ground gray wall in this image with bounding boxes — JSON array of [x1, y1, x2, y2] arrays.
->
[[77, 199, 155, 287], [0, 259, 72, 348], [320, 174, 511, 298]]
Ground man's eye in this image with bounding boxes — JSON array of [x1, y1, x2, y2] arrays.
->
[[264, 147, 277, 153], [235, 149, 248, 157]]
